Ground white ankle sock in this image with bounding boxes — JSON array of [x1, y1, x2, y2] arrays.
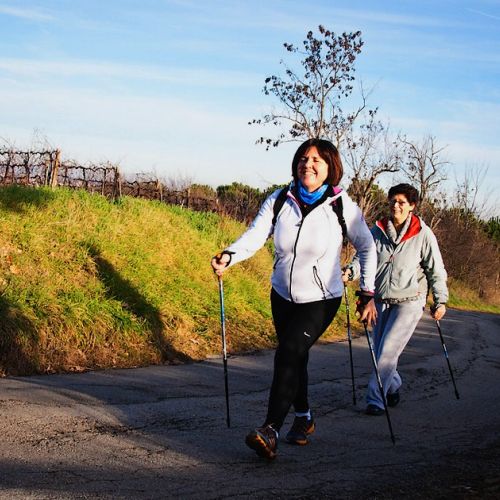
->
[[295, 410, 311, 419]]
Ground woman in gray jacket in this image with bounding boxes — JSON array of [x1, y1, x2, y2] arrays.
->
[[345, 183, 448, 416], [212, 138, 377, 459]]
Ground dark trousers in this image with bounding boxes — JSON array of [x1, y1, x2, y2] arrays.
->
[[265, 288, 341, 431]]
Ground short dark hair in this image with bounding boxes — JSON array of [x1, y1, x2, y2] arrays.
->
[[388, 183, 420, 205], [291, 138, 343, 186]]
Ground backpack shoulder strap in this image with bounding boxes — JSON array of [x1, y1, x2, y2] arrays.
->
[[331, 194, 348, 247], [272, 187, 289, 226], [273, 186, 347, 245]]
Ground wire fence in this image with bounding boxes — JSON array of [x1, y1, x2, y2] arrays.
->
[[0, 149, 222, 215]]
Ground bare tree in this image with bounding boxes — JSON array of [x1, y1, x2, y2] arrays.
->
[[399, 134, 448, 203], [453, 164, 493, 223], [344, 111, 403, 214], [163, 172, 195, 192], [249, 26, 371, 149], [248, 25, 405, 221], [29, 128, 54, 152], [396, 134, 449, 229]]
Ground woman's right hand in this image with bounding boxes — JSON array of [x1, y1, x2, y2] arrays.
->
[[211, 253, 231, 276]]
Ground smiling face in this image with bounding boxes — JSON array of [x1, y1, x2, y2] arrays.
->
[[297, 146, 329, 192], [389, 193, 415, 225]]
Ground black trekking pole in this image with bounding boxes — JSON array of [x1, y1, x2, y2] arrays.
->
[[363, 321, 396, 445], [435, 319, 460, 400], [217, 275, 231, 428], [344, 286, 356, 405]]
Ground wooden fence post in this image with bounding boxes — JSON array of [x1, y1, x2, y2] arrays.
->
[[156, 179, 163, 202], [44, 153, 51, 185], [113, 167, 122, 200], [50, 150, 60, 188]]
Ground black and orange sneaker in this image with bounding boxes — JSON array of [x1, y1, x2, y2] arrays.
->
[[285, 415, 315, 445], [245, 425, 278, 460]]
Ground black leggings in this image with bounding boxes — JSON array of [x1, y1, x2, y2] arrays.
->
[[264, 288, 342, 431]]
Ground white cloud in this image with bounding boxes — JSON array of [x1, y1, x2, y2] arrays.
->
[[466, 8, 500, 22], [0, 4, 53, 22], [0, 57, 260, 88], [329, 7, 465, 29]]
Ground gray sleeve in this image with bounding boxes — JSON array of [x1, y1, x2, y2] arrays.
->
[[421, 228, 449, 305]]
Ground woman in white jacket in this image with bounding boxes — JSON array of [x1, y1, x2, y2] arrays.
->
[[211, 138, 377, 459]]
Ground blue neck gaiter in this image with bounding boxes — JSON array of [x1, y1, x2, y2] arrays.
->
[[297, 181, 328, 205]]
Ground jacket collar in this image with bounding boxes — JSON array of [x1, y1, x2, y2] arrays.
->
[[376, 213, 421, 242]]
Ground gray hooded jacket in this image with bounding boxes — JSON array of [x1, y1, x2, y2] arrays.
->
[[351, 214, 448, 306]]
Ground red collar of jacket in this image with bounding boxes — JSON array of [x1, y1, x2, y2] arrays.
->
[[376, 214, 421, 242]]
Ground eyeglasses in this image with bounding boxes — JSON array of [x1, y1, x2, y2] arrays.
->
[[389, 199, 409, 206]]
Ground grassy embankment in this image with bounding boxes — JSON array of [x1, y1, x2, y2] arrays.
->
[[0, 185, 498, 376]]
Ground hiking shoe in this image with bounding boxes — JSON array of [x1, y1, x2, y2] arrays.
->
[[365, 404, 385, 416], [285, 416, 315, 445], [387, 391, 400, 407], [245, 425, 278, 460]]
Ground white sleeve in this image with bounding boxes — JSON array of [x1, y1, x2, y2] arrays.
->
[[224, 191, 279, 267], [342, 194, 376, 292]]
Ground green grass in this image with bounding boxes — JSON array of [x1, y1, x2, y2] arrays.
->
[[0, 185, 275, 375], [0, 184, 497, 376], [447, 278, 500, 314]]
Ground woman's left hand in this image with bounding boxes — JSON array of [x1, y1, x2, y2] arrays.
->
[[359, 298, 377, 327], [431, 304, 446, 321]]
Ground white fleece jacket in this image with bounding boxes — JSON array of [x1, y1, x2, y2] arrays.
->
[[225, 187, 376, 303]]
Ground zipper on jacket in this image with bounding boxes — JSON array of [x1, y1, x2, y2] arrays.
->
[[387, 253, 395, 286], [288, 219, 304, 302], [312, 266, 327, 300]]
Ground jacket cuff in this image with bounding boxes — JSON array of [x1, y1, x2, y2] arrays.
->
[[355, 289, 374, 305], [220, 250, 234, 267], [431, 303, 446, 313]]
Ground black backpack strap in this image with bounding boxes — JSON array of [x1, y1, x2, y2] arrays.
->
[[272, 187, 289, 226], [331, 195, 348, 247]]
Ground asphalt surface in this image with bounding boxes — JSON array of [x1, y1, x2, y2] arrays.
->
[[0, 308, 499, 499]]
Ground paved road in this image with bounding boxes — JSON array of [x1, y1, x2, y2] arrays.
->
[[0, 309, 499, 499]]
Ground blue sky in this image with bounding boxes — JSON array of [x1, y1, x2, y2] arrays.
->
[[0, 0, 499, 213]]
